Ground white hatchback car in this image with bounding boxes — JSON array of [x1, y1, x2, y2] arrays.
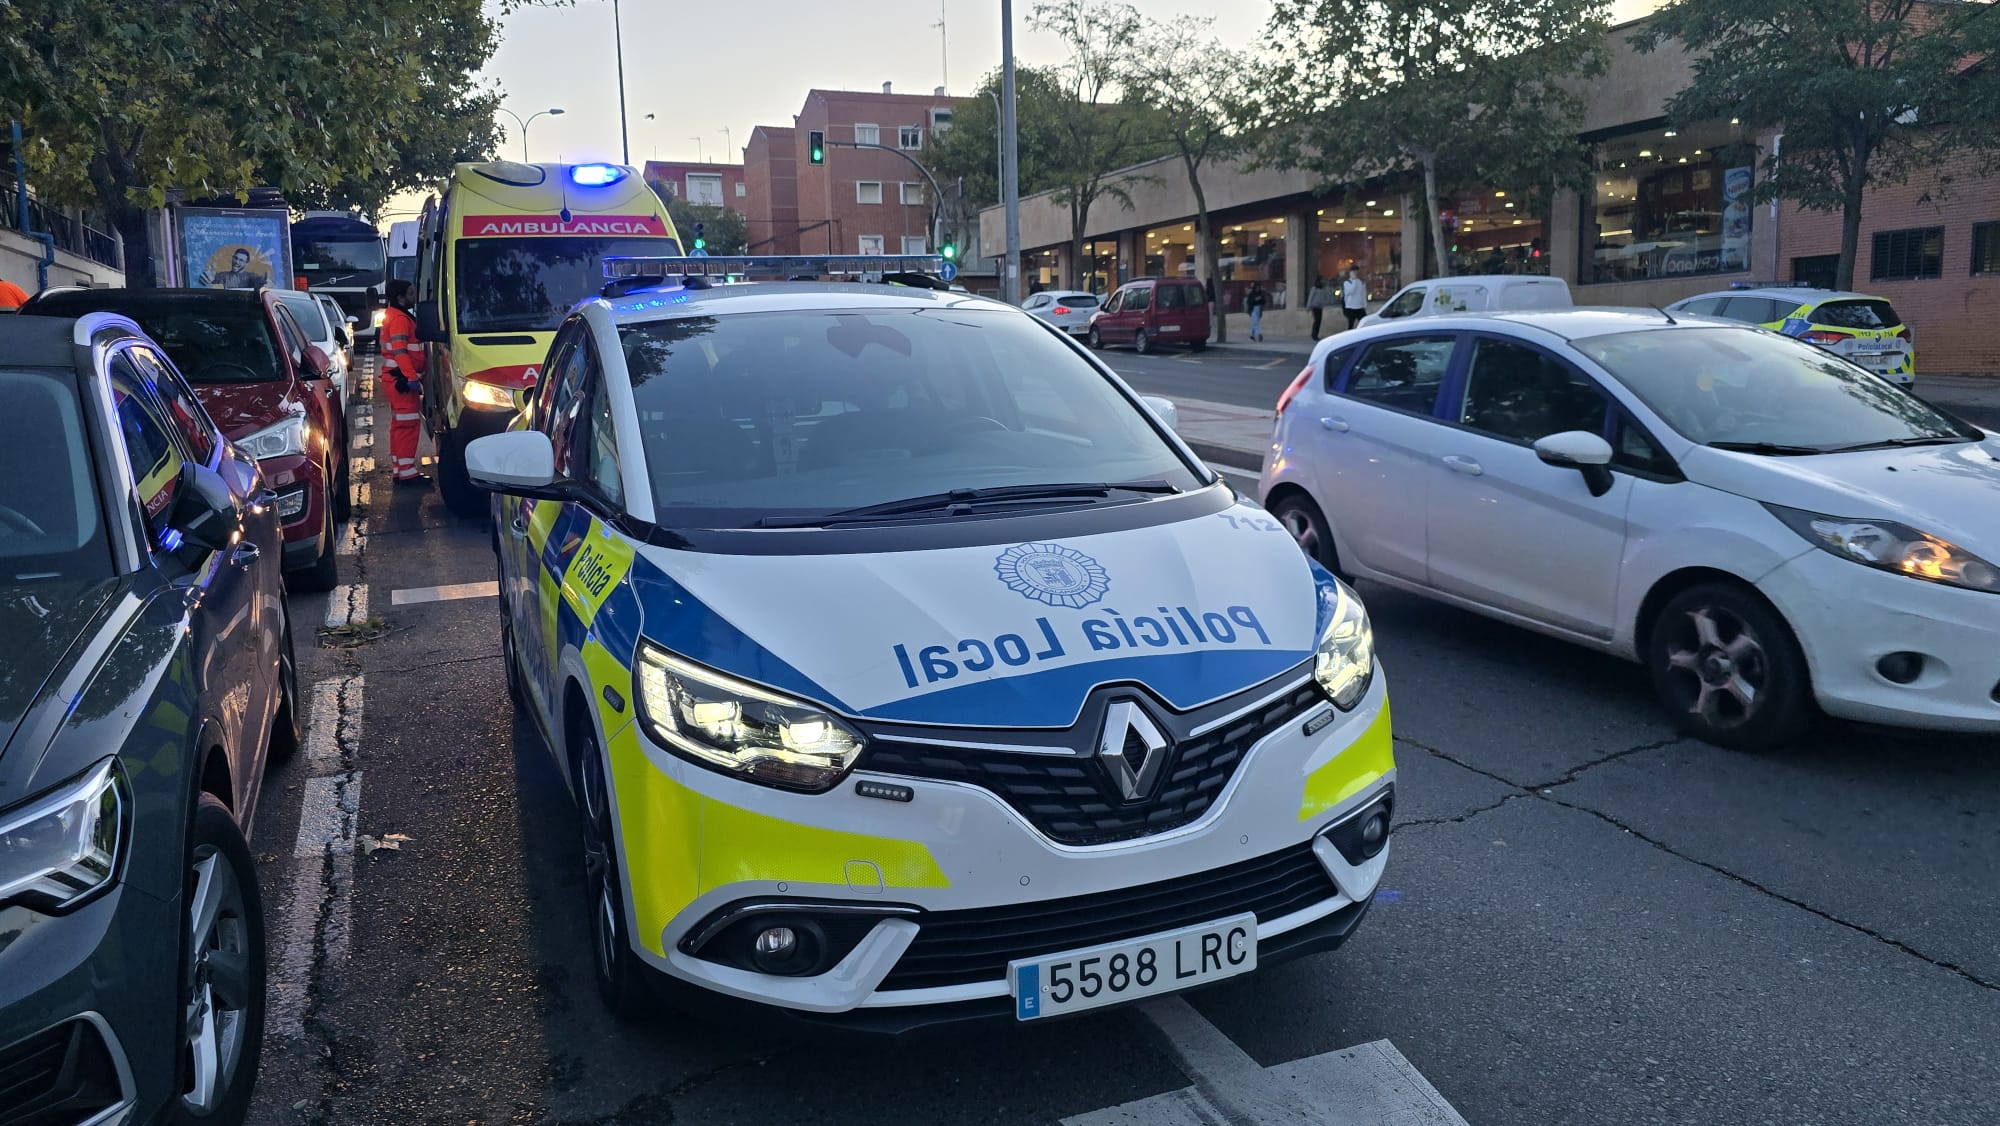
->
[[1021, 289, 1103, 336], [1259, 309, 2000, 748]]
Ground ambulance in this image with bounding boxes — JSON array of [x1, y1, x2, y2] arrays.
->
[[465, 257, 1396, 1028], [412, 161, 681, 514]]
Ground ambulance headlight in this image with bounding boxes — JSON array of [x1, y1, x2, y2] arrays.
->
[[634, 641, 865, 793], [1313, 585, 1376, 711]]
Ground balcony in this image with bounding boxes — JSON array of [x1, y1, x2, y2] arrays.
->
[[0, 178, 124, 270]]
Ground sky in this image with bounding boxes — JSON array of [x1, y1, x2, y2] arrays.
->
[[386, 0, 1662, 222]]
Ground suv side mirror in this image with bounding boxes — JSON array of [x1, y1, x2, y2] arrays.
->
[[414, 300, 447, 343], [304, 345, 331, 378], [168, 461, 242, 553], [1534, 430, 1616, 497]]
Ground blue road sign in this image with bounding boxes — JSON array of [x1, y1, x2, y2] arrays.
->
[[940, 261, 958, 282]]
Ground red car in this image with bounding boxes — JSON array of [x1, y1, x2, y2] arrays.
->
[[23, 287, 349, 589], [1086, 277, 1211, 353]]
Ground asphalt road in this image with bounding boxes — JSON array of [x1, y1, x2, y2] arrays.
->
[[246, 359, 2000, 1126]]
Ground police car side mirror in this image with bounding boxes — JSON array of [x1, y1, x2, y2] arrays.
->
[[465, 430, 564, 497], [414, 299, 447, 343], [1140, 395, 1180, 433]]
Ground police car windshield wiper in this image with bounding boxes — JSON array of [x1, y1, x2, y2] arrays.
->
[[1707, 441, 1825, 456], [1821, 434, 1968, 453], [752, 480, 1181, 528]]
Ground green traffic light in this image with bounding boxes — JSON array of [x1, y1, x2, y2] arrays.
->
[[694, 238, 706, 250], [941, 244, 956, 260]]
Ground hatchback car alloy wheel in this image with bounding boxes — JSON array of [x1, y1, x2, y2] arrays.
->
[[1648, 583, 1811, 749], [177, 795, 265, 1122]]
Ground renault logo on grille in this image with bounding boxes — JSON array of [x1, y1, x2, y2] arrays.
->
[[1098, 701, 1169, 803]]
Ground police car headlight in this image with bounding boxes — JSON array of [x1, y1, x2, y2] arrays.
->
[[634, 641, 865, 793], [238, 415, 309, 460], [1313, 585, 1376, 710]]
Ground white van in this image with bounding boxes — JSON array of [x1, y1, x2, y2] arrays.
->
[[1360, 275, 1571, 327]]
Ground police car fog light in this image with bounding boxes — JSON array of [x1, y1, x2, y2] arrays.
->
[[855, 780, 914, 803], [1876, 652, 1924, 685], [1324, 789, 1395, 866], [755, 927, 797, 957]]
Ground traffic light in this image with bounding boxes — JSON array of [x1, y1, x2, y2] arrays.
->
[[808, 130, 825, 165], [940, 242, 956, 261], [693, 221, 706, 251]]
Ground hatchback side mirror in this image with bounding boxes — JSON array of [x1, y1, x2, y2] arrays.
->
[[1534, 430, 1615, 497], [168, 461, 242, 553], [466, 430, 566, 498], [414, 299, 447, 343]]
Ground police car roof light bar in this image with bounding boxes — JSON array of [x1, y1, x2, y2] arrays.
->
[[603, 254, 947, 281]]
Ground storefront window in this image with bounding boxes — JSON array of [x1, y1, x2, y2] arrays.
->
[[1316, 201, 1402, 301], [1442, 190, 1548, 277], [1147, 216, 1291, 312], [1025, 247, 1062, 293], [1583, 122, 1755, 284], [1078, 240, 1118, 293]]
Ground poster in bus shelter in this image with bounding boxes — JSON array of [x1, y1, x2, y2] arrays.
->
[[178, 207, 295, 291]]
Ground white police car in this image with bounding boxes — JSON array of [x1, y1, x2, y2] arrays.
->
[[467, 257, 1394, 1027]]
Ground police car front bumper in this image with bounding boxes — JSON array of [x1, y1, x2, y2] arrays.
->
[[606, 667, 1394, 1020]]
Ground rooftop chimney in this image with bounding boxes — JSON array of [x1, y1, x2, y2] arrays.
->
[[883, 81, 893, 94], [934, 86, 946, 97]]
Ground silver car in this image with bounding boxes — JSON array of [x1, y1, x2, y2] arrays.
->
[[1022, 289, 1102, 336]]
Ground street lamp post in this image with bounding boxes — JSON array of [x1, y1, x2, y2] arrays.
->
[[1001, 0, 1022, 305], [499, 107, 565, 162], [613, 0, 630, 164]]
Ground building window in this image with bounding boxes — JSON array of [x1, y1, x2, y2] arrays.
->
[[854, 123, 880, 146], [1971, 222, 2000, 276], [1793, 254, 1839, 290], [1872, 227, 1944, 280], [900, 126, 923, 149], [1317, 200, 1405, 301], [857, 181, 883, 205], [734, 182, 746, 198], [684, 173, 723, 207], [900, 182, 926, 206], [1441, 189, 1546, 279], [859, 235, 885, 254], [1151, 216, 1288, 310], [902, 235, 928, 255], [1583, 121, 1755, 284], [931, 108, 954, 131]]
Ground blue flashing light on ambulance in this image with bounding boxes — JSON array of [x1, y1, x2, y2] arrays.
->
[[412, 160, 682, 515]]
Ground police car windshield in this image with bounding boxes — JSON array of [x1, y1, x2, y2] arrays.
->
[[456, 237, 683, 333], [617, 307, 1203, 527], [0, 368, 110, 580]]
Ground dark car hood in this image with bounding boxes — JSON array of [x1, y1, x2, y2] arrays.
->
[[193, 379, 301, 442], [0, 578, 121, 759]]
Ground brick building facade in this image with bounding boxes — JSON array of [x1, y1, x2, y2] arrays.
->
[[742, 85, 962, 258], [643, 160, 747, 210]]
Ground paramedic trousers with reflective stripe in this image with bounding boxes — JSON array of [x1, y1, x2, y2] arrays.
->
[[380, 376, 424, 480]]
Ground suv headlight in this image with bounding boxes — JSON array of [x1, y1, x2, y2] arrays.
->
[[238, 414, 309, 460], [1314, 583, 1376, 710], [635, 641, 866, 793], [0, 758, 128, 913], [1767, 505, 1999, 594]]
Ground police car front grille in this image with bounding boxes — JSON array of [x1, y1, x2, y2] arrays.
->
[[876, 839, 1337, 992], [859, 681, 1324, 846]]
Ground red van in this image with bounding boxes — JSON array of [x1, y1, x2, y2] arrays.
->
[[1086, 277, 1211, 353]]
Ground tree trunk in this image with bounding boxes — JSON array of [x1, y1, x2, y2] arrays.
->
[[1422, 151, 1450, 279], [1186, 155, 1224, 344], [113, 206, 153, 289], [1836, 132, 1872, 292], [1069, 195, 1090, 291]]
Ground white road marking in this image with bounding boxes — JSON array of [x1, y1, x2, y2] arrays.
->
[[353, 431, 373, 451], [1255, 356, 1290, 370], [1063, 998, 1468, 1125], [272, 671, 367, 1040], [324, 583, 368, 628], [302, 675, 362, 772], [390, 580, 499, 606]]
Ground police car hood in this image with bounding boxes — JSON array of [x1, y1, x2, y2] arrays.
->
[[626, 504, 1337, 728]]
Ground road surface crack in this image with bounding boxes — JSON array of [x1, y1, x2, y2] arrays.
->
[[1395, 791, 1526, 830], [1391, 734, 1998, 992], [1530, 736, 1686, 791]]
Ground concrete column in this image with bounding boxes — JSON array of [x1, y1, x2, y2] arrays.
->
[[1400, 192, 1424, 283], [1285, 207, 1311, 311], [1550, 187, 1583, 286]]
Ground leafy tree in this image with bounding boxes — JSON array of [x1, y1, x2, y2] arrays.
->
[[1116, 14, 1252, 339], [1029, 0, 1175, 287], [1264, 0, 1608, 278], [1637, 0, 2000, 291], [0, 0, 507, 286], [653, 187, 749, 255]]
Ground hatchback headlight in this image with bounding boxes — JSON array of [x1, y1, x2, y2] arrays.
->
[[1767, 505, 1999, 594], [238, 414, 309, 460], [1314, 584, 1376, 710], [0, 758, 127, 913], [634, 641, 866, 793]]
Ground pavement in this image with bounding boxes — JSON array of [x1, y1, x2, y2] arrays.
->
[[238, 353, 2000, 1126]]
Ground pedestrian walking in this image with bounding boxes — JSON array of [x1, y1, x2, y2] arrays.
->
[[1246, 281, 1268, 342], [379, 279, 429, 486], [1306, 275, 1330, 339], [1341, 267, 1368, 331]]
